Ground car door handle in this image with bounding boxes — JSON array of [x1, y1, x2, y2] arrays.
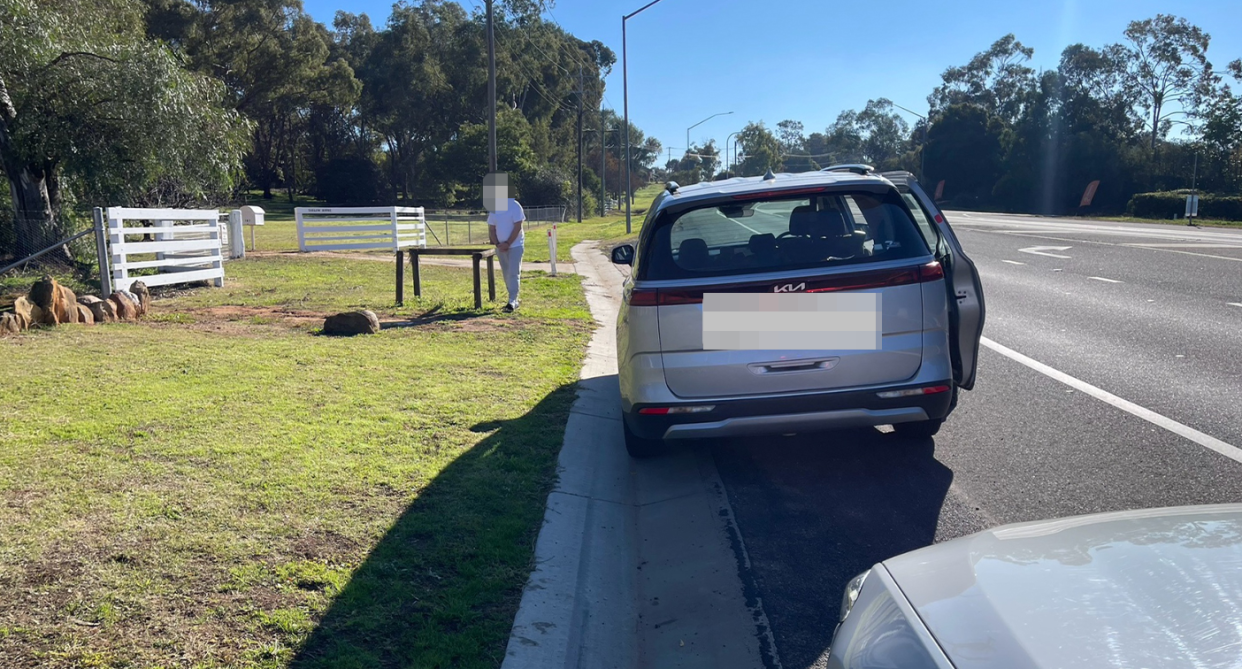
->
[[751, 358, 839, 374]]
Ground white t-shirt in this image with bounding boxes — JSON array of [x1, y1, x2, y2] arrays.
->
[[487, 198, 526, 247]]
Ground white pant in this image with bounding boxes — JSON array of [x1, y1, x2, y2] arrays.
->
[[496, 244, 524, 305]]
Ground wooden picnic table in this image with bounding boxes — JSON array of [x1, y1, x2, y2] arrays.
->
[[396, 247, 496, 309]]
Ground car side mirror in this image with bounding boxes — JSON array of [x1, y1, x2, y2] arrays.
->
[[611, 244, 635, 265]]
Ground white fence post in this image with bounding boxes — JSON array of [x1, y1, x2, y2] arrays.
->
[[105, 207, 225, 291], [294, 206, 427, 252], [548, 224, 558, 277], [228, 210, 245, 259]]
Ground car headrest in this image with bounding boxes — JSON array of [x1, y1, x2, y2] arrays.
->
[[748, 233, 777, 255], [811, 209, 849, 237], [678, 238, 710, 268], [788, 206, 817, 236]]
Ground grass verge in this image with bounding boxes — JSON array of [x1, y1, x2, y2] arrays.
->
[[0, 253, 593, 668]]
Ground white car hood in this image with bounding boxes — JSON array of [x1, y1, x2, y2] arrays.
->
[[883, 504, 1242, 669]]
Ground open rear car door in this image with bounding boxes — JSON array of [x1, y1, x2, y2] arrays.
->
[[882, 171, 985, 390]]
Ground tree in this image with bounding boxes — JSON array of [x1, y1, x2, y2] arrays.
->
[[1116, 14, 1213, 151], [1, 0, 247, 257], [924, 104, 1004, 207], [930, 34, 1037, 124], [855, 99, 910, 168], [735, 122, 781, 176]]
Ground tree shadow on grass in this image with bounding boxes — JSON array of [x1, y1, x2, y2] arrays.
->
[[290, 382, 580, 669]]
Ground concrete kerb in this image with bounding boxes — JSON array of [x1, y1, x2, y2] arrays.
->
[[502, 241, 782, 669], [502, 241, 637, 669]]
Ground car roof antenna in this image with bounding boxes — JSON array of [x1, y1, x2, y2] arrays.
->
[[762, 168, 776, 181]]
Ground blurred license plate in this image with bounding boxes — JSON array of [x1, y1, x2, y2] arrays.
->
[[702, 293, 881, 350]]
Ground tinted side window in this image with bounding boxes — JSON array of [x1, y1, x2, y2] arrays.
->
[[645, 189, 930, 280]]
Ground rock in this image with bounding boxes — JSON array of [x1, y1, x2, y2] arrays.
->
[[322, 310, 380, 336], [0, 313, 21, 335], [76, 304, 95, 325], [29, 276, 64, 325], [12, 312, 29, 330], [89, 298, 116, 323], [29, 305, 45, 325], [78, 295, 103, 306], [13, 296, 33, 323], [109, 291, 138, 321], [57, 285, 78, 323], [130, 281, 151, 317]]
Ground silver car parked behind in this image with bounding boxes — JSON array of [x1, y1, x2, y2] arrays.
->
[[610, 166, 984, 458]]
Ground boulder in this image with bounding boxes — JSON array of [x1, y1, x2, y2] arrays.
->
[[29, 305, 45, 325], [109, 291, 138, 321], [56, 284, 77, 323], [130, 281, 151, 317], [12, 296, 33, 323], [79, 296, 114, 322], [0, 313, 21, 335], [88, 298, 116, 323], [322, 310, 380, 336], [75, 304, 95, 325], [29, 276, 65, 325]]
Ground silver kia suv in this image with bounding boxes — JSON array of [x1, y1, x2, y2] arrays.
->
[[609, 166, 984, 458]]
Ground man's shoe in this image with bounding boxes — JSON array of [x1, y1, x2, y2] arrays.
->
[[502, 303, 515, 313]]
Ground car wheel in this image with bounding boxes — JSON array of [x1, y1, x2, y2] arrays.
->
[[893, 418, 944, 439], [623, 419, 666, 458]]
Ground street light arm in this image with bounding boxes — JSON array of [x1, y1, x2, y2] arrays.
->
[[890, 102, 926, 120], [625, 0, 665, 20]]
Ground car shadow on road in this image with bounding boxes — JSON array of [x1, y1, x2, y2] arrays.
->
[[709, 427, 954, 669], [287, 383, 579, 669]]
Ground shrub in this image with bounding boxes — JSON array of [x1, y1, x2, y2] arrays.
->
[[1126, 191, 1242, 220]]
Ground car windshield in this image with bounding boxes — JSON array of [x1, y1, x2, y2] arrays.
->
[[642, 188, 931, 280]]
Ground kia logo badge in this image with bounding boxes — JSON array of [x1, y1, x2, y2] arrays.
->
[[773, 282, 806, 293]]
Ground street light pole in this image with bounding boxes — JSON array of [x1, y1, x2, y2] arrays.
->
[[623, 0, 665, 234], [724, 130, 741, 177], [892, 102, 927, 179], [685, 111, 733, 177]]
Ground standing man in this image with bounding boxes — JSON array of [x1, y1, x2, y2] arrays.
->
[[485, 172, 525, 312]]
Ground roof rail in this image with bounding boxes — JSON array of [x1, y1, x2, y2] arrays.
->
[[665, 181, 680, 194], [821, 164, 875, 175]]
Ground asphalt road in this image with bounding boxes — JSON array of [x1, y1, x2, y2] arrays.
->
[[707, 212, 1242, 669]]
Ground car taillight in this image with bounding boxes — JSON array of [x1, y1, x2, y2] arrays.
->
[[730, 186, 828, 200], [627, 289, 703, 306], [629, 289, 658, 306], [919, 261, 944, 282]]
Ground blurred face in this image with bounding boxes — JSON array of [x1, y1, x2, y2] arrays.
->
[[484, 173, 508, 212]]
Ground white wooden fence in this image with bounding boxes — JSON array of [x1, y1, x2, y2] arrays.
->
[[295, 206, 427, 252], [107, 207, 225, 292]]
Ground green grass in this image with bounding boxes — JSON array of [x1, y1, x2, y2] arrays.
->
[[0, 253, 593, 668]]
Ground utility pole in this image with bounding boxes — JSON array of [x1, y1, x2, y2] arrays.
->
[[486, 0, 497, 173], [577, 63, 584, 222], [622, 0, 664, 234]]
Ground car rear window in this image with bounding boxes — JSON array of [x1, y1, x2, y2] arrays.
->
[[641, 189, 931, 280]]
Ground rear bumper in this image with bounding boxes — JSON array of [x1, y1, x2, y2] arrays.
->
[[624, 382, 955, 441]]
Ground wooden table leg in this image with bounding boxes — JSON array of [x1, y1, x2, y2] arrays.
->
[[472, 254, 482, 309], [411, 250, 422, 298], [487, 255, 496, 301], [396, 250, 404, 306]]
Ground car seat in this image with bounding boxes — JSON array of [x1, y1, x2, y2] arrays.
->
[[677, 238, 711, 270]]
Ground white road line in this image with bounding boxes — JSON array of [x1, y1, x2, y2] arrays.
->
[[1001, 260, 1026, 265], [1018, 245, 1073, 259], [1089, 276, 1122, 283], [1229, 303, 1242, 308], [981, 337, 1242, 466]]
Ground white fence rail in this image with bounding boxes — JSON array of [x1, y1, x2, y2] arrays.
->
[[295, 206, 427, 252], [107, 207, 224, 292]]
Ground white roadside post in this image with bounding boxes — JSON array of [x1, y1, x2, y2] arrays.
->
[[228, 210, 245, 259], [548, 224, 558, 277], [1185, 194, 1199, 224]]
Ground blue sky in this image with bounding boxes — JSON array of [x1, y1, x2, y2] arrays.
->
[[301, 0, 1242, 154]]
